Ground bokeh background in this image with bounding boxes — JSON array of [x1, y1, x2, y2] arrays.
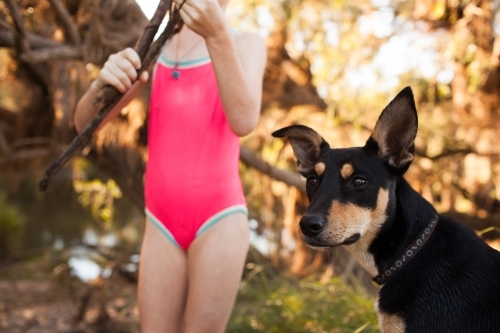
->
[[1, 0, 500, 332]]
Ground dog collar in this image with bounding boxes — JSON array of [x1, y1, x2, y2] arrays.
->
[[373, 217, 438, 285]]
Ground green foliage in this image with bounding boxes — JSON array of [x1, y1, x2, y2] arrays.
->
[[0, 193, 24, 254], [73, 179, 122, 229], [0, 193, 24, 234], [229, 265, 379, 332]]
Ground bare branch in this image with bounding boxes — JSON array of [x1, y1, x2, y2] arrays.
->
[[0, 30, 60, 49], [0, 148, 50, 164], [240, 145, 306, 193], [415, 148, 476, 160], [0, 127, 50, 164], [11, 137, 51, 149], [3, 0, 29, 49], [0, 18, 13, 31], [0, 30, 83, 62], [47, 0, 81, 44], [20, 45, 83, 62], [3, 0, 49, 87]]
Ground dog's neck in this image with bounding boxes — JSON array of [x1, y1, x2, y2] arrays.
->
[[369, 178, 438, 282]]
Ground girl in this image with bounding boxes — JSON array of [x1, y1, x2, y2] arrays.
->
[[74, 0, 267, 331]]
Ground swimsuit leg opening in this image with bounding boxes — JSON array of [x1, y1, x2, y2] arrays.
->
[[145, 208, 183, 250], [195, 204, 248, 239]]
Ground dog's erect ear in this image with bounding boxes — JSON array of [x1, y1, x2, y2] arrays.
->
[[367, 86, 418, 173], [272, 125, 330, 174]]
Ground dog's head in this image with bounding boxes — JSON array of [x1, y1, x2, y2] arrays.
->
[[272, 87, 417, 261]]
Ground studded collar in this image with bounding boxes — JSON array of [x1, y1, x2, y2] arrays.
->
[[373, 217, 438, 285]]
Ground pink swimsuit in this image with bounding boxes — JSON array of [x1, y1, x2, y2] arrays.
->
[[144, 53, 247, 251]]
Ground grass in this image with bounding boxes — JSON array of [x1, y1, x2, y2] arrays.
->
[[228, 264, 379, 333], [0, 248, 379, 332]]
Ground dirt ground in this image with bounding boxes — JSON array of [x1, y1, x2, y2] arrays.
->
[[0, 257, 140, 333], [2, 239, 499, 333]]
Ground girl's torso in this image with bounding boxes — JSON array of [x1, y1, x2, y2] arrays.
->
[[144, 47, 246, 231]]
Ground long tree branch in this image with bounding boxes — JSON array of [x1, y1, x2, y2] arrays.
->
[[240, 145, 306, 192], [20, 44, 83, 62], [48, 0, 81, 44], [3, 0, 49, 88], [38, 0, 181, 191], [89, 143, 304, 212], [0, 148, 50, 165], [0, 29, 60, 49], [0, 29, 83, 62]]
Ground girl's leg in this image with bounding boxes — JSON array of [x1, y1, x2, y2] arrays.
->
[[138, 218, 188, 333], [184, 212, 250, 333]]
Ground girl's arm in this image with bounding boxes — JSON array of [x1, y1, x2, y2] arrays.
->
[[207, 30, 266, 137], [177, 0, 267, 137]]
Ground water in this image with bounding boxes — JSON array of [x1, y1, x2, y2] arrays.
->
[[1, 167, 144, 280], [1, 167, 281, 282]]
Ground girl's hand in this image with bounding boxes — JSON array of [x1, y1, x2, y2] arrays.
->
[[92, 47, 149, 93], [175, 0, 228, 41]]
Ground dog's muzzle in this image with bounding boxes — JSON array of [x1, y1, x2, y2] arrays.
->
[[300, 214, 361, 248], [299, 214, 326, 237]]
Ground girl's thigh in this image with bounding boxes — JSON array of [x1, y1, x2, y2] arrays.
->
[[138, 218, 188, 333], [184, 212, 250, 333]]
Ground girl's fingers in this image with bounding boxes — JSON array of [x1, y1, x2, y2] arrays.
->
[[176, 0, 224, 38], [95, 48, 144, 93], [121, 47, 142, 69], [107, 62, 133, 90], [99, 68, 127, 93], [115, 55, 138, 81], [178, 6, 194, 28], [139, 71, 149, 83]]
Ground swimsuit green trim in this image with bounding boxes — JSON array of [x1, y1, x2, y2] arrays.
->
[[196, 204, 248, 238], [145, 208, 182, 249], [158, 53, 211, 67]]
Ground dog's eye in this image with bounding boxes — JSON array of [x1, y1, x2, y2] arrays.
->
[[307, 177, 318, 188], [352, 178, 367, 187]]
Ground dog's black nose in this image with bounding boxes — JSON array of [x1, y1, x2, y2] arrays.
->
[[299, 215, 326, 237]]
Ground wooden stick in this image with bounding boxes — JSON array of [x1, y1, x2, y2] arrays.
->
[[38, 0, 182, 191], [93, 0, 174, 110]]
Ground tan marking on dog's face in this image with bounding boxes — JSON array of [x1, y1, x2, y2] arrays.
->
[[340, 163, 354, 179], [321, 188, 389, 277], [315, 162, 326, 176], [375, 300, 406, 333]]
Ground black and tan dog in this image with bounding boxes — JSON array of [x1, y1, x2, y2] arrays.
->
[[273, 87, 500, 332]]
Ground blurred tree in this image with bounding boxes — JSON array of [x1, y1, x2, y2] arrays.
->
[[409, 0, 500, 230], [0, 0, 148, 210], [1, 0, 500, 279], [230, 0, 500, 275]]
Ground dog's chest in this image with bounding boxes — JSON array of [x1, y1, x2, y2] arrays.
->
[[375, 300, 406, 333]]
